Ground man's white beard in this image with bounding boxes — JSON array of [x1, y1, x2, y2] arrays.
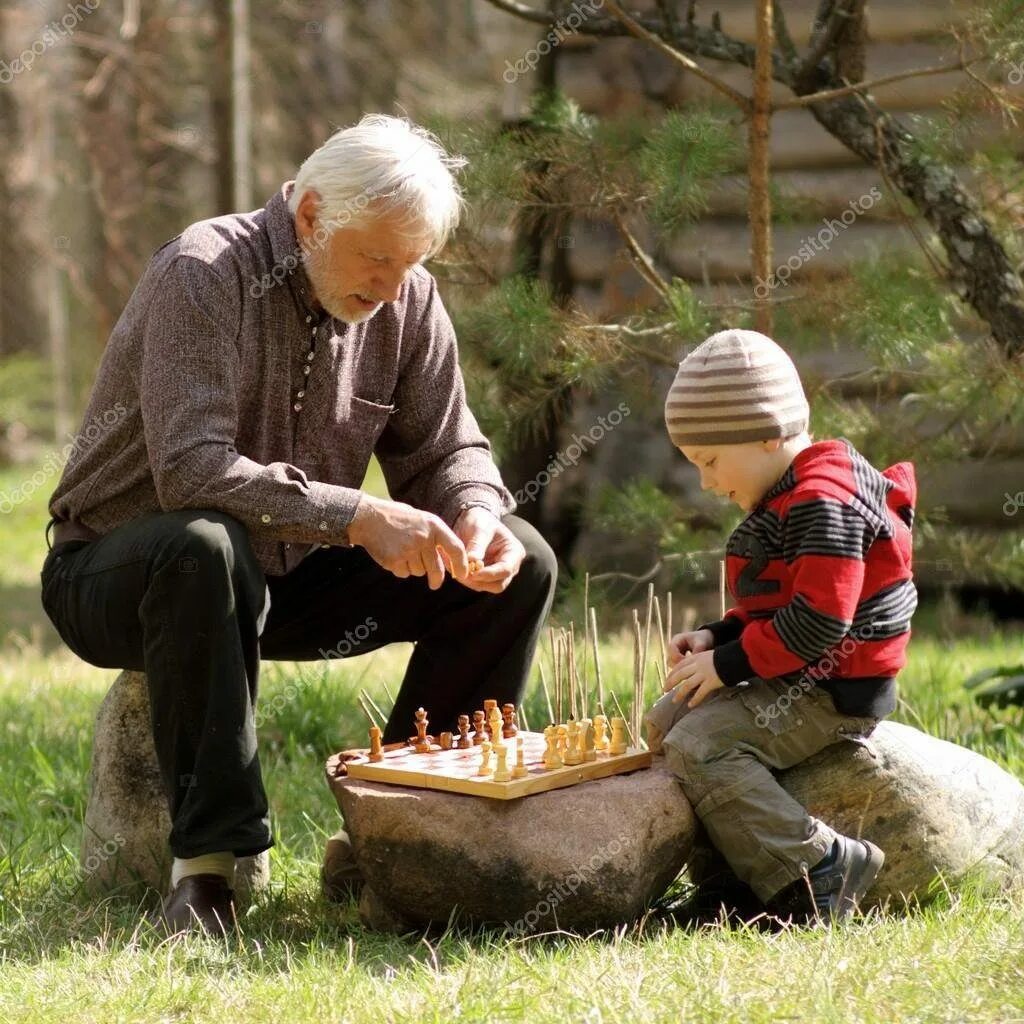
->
[[302, 247, 382, 324]]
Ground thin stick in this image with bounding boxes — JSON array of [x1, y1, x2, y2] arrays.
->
[[609, 689, 635, 749], [357, 693, 380, 729], [518, 701, 531, 734], [667, 591, 673, 647], [538, 662, 555, 725], [630, 606, 638, 745], [548, 626, 559, 725], [719, 559, 727, 619], [582, 574, 590, 714], [640, 583, 654, 723], [569, 622, 577, 720], [381, 681, 395, 706], [360, 688, 388, 729], [569, 622, 578, 720], [654, 595, 667, 672], [590, 606, 604, 714]]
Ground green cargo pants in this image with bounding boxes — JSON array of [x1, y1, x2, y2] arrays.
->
[[645, 678, 880, 902]]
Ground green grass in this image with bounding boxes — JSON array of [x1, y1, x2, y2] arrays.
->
[[2, 460, 1024, 1022]]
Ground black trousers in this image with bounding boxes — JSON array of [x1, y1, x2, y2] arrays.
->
[[40, 510, 557, 860]]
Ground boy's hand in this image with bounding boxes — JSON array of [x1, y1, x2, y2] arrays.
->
[[666, 628, 715, 667], [664, 649, 725, 708]]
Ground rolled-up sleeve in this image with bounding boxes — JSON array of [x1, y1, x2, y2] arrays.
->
[[140, 256, 363, 544], [375, 276, 515, 524]]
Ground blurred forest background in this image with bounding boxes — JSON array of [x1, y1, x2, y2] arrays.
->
[[2, 0, 1024, 629]]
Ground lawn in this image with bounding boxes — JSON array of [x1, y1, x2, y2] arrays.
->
[[1, 461, 1022, 1024]]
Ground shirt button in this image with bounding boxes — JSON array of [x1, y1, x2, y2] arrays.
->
[[305, 351, 315, 362], [296, 389, 305, 398], [302, 365, 311, 375], [318, 521, 328, 531], [293, 402, 303, 412], [305, 315, 312, 324], [261, 514, 271, 524]]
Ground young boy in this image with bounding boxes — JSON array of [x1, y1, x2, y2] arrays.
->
[[646, 328, 917, 923]]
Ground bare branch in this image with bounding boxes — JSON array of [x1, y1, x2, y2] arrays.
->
[[610, 209, 672, 300], [602, 0, 752, 111], [775, 59, 979, 109]]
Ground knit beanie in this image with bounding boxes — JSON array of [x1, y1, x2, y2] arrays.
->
[[665, 329, 809, 447]]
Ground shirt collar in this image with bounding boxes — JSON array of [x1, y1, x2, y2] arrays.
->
[[264, 180, 331, 326]]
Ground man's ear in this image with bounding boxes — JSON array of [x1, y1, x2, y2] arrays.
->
[[294, 189, 322, 242]]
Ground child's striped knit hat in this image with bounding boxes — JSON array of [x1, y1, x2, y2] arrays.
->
[[665, 329, 809, 447]]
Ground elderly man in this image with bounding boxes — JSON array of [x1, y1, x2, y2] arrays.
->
[[41, 115, 557, 935]]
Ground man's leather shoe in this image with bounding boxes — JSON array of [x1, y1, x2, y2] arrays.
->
[[767, 836, 884, 924], [160, 873, 237, 936]]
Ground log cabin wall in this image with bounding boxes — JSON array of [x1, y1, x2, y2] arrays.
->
[[479, 1, 1024, 590]]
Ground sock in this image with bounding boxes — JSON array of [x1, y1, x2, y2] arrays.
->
[[171, 851, 236, 888]]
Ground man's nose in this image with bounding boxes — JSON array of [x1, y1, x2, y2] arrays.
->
[[375, 267, 406, 302]]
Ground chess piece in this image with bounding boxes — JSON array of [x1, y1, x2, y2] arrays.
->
[[512, 737, 528, 778], [556, 724, 568, 761], [457, 714, 472, 749], [477, 741, 493, 776], [493, 743, 511, 782], [564, 719, 583, 766], [593, 714, 608, 752], [581, 718, 596, 762], [488, 706, 502, 745], [608, 716, 627, 755], [483, 699, 498, 716], [501, 703, 518, 739], [414, 707, 431, 753], [542, 726, 563, 769], [368, 725, 383, 763], [472, 710, 487, 745], [439, 731, 453, 750]]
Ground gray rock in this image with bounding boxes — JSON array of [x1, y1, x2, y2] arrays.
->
[[779, 720, 1024, 907], [328, 760, 695, 933], [81, 670, 269, 900]]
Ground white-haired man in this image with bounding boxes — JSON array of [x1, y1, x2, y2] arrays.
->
[[42, 115, 557, 935]]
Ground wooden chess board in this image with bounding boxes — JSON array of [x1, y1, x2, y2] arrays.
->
[[333, 730, 651, 800]]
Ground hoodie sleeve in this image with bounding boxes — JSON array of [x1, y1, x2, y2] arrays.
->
[[713, 498, 879, 685]]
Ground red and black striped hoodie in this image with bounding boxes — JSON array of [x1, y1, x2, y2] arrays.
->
[[705, 438, 917, 718]]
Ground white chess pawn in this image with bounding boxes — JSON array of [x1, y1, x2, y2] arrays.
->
[[512, 736, 528, 779], [581, 717, 596, 762], [477, 740, 493, 776], [593, 714, 608, 752]]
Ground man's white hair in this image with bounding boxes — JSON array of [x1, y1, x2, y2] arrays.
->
[[288, 113, 465, 257]]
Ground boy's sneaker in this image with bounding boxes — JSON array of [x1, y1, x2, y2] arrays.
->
[[767, 836, 884, 924]]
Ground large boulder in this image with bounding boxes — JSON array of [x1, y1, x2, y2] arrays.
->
[[81, 670, 269, 900], [326, 758, 696, 934], [779, 720, 1024, 907]]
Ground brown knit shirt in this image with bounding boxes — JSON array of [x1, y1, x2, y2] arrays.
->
[[47, 181, 514, 575]]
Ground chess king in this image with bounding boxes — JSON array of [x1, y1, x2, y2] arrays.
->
[[39, 115, 557, 937]]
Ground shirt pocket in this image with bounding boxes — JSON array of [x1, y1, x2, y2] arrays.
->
[[317, 393, 396, 487]]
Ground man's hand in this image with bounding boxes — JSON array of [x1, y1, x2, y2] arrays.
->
[[666, 628, 715, 667], [451, 507, 525, 594], [347, 495, 468, 590], [663, 649, 725, 708]]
